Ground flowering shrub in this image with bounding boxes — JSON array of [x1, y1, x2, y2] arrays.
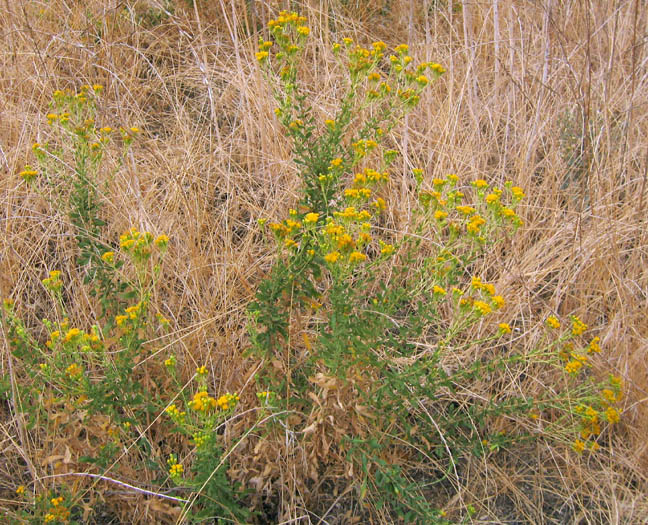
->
[[247, 10, 623, 523], [3, 87, 247, 523]]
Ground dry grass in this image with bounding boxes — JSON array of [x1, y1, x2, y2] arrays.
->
[[1, 0, 647, 523]]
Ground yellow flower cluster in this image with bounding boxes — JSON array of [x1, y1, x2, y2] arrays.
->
[[19, 165, 39, 183], [565, 360, 583, 375], [571, 316, 588, 336], [119, 228, 152, 260], [115, 301, 146, 328], [268, 10, 307, 29], [165, 404, 186, 422], [64, 327, 81, 342], [44, 496, 70, 523], [46, 325, 101, 351], [463, 276, 506, 316], [550, 316, 597, 375], [193, 432, 209, 448], [320, 212, 378, 266], [304, 212, 319, 224], [269, 217, 304, 250], [167, 454, 184, 478], [101, 251, 114, 264], [189, 390, 218, 412], [65, 363, 83, 379], [466, 214, 486, 234], [259, 11, 309, 63], [216, 392, 240, 411], [433, 285, 447, 296], [156, 312, 170, 329], [42, 270, 63, 292], [473, 300, 492, 316], [188, 390, 239, 413], [154, 234, 169, 249], [546, 316, 561, 329], [352, 139, 379, 158], [572, 375, 623, 453], [380, 241, 394, 255]]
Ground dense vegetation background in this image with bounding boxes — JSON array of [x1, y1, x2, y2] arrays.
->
[[1, 1, 647, 523]]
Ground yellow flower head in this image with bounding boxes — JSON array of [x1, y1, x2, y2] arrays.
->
[[65, 363, 83, 379], [571, 316, 588, 336], [601, 389, 616, 404], [337, 233, 355, 250], [19, 166, 39, 183], [395, 44, 409, 55], [456, 205, 476, 216], [479, 283, 495, 296], [216, 392, 239, 411], [169, 463, 184, 476], [324, 251, 341, 264], [430, 63, 446, 74], [498, 323, 512, 334], [154, 234, 169, 248], [485, 193, 500, 204], [304, 212, 319, 224], [546, 316, 561, 329], [372, 197, 386, 211], [565, 360, 583, 375], [467, 215, 486, 233], [587, 336, 601, 354], [64, 328, 81, 342], [572, 439, 585, 454], [605, 406, 620, 424], [345, 188, 359, 199], [511, 186, 525, 200], [492, 295, 505, 309], [473, 300, 492, 316]]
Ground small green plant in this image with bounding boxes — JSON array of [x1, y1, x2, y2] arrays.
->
[[165, 368, 252, 523], [247, 10, 623, 522], [14, 484, 80, 524], [5, 87, 248, 523], [26, 86, 134, 322]]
